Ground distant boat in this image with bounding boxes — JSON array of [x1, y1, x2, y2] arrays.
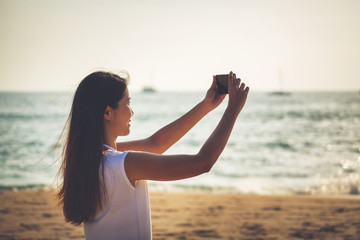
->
[[269, 68, 291, 96], [142, 73, 157, 93], [142, 86, 157, 93], [270, 91, 291, 96]]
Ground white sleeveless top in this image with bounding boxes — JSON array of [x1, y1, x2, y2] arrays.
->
[[84, 146, 152, 240]]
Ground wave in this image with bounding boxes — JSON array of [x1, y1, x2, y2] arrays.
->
[[0, 112, 66, 120], [0, 184, 52, 191], [148, 183, 239, 193], [291, 183, 360, 196], [265, 141, 296, 151], [251, 110, 356, 122], [213, 170, 309, 179]]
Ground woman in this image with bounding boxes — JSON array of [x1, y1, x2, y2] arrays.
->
[[57, 71, 249, 239]]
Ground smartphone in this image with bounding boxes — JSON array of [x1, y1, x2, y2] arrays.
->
[[216, 74, 229, 94]]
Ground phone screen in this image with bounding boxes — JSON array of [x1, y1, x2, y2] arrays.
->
[[216, 74, 229, 94]]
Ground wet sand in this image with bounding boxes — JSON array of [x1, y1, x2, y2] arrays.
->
[[0, 190, 359, 239]]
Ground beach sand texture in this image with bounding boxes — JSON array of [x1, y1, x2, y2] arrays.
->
[[0, 191, 359, 240]]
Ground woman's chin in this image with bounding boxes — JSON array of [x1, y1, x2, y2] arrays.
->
[[123, 128, 131, 136]]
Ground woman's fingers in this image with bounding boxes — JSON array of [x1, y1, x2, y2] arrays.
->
[[239, 82, 245, 91], [228, 71, 248, 93], [228, 71, 234, 90], [235, 78, 241, 88]]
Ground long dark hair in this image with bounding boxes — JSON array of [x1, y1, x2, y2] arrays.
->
[[57, 71, 128, 225]]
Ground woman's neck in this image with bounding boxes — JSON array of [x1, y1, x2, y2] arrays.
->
[[103, 136, 117, 150]]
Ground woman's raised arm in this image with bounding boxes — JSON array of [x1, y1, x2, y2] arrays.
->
[[117, 76, 225, 154], [124, 72, 249, 186]]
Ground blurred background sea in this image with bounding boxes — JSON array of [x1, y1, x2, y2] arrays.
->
[[0, 91, 359, 196]]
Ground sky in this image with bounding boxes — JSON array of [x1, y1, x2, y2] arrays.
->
[[0, 0, 359, 92]]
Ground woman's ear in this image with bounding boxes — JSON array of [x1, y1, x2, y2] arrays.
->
[[104, 106, 112, 120]]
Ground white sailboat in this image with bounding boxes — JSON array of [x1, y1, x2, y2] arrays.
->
[[270, 68, 291, 96], [142, 72, 157, 93], [142, 86, 157, 93]]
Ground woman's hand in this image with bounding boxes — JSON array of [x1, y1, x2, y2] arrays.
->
[[202, 76, 226, 111], [227, 71, 249, 115]]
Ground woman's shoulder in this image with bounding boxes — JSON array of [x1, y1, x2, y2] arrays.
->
[[104, 148, 130, 157], [103, 149, 130, 163]]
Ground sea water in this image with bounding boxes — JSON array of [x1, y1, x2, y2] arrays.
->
[[0, 91, 359, 196]]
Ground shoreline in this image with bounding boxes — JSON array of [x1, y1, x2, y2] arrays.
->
[[1, 185, 360, 199], [2, 182, 360, 198], [0, 190, 360, 239]]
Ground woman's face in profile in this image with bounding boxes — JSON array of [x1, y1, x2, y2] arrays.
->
[[110, 88, 134, 136]]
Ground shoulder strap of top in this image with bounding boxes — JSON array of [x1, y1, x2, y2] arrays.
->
[[103, 144, 115, 150]]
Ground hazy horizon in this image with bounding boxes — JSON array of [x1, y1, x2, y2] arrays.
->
[[1, 0, 359, 92], [0, 89, 358, 94]]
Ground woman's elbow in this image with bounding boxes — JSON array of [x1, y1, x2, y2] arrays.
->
[[201, 164, 212, 174], [197, 156, 215, 174]]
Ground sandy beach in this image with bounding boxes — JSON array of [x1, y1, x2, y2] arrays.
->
[[0, 190, 359, 240]]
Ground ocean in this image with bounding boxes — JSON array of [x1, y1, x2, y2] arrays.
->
[[0, 91, 359, 196]]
